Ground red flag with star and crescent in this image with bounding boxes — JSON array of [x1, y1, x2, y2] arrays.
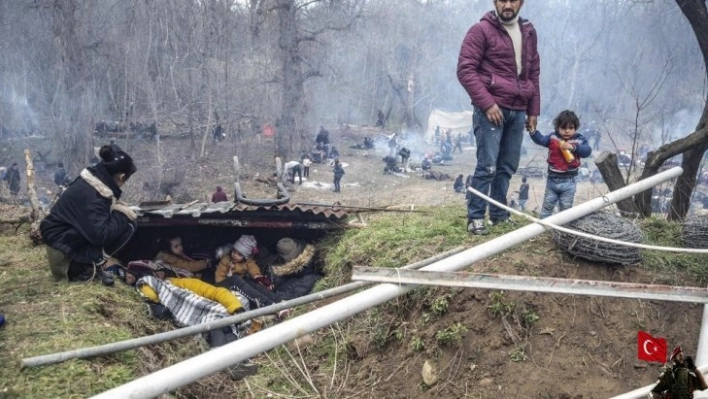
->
[[637, 331, 667, 363]]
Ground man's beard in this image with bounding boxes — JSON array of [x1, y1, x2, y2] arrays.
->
[[498, 9, 518, 22]]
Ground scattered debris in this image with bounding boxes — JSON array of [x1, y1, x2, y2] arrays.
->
[[422, 360, 438, 386]]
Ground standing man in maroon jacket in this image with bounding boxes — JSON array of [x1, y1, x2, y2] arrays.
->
[[457, 0, 540, 235]]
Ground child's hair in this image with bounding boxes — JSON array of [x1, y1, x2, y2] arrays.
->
[[553, 110, 580, 130], [99, 144, 137, 179], [158, 236, 181, 253], [522, 177, 527, 183]]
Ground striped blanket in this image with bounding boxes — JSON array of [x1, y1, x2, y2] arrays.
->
[[137, 276, 250, 338]]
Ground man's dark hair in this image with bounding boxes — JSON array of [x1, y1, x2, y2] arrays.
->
[[553, 110, 580, 130], [99, 144, 137, 179], [522, 177, 527, 183]]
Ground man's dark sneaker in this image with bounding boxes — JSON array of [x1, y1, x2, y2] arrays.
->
[[98, 267, 115, 286], [70, 269, 96, 282], [467, 219, 489, 235], [71, 262, 115, 286]]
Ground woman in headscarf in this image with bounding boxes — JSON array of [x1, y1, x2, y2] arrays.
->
[[41, 144, 138, 285]]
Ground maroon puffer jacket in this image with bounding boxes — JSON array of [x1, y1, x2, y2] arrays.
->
[[457, 11, 540, 116]]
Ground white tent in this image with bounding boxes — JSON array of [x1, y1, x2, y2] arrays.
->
[[425, 109, 473, 143]]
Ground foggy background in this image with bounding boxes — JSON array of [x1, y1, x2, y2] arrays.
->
[[0, 0, 704, 164]]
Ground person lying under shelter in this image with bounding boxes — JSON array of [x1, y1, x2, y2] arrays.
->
[[136, 274, 252, 348], [154, 236, 210, 275], [215, 235, 290, 319], [259, 237, 320, 301]]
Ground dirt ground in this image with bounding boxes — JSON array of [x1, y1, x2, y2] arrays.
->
[[331, 252, 704, 399], [4, 127, 706, 398]]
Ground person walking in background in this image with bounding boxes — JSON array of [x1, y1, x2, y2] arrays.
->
[[301, 154, 312, 178], [376, 110, 385, 128], [528, 110, 591, 219], [592, 131, 601, 151], [284, 160, 303, 184], [453, 135, 463, 154], [457, 0, 540, 235], [517, 177, 529, 211], [388, 133, 398, 157], [211, 186, 228, 203], [4, 162, 21, 197], [333, 159, 345, 193], [398, 147, 411, 172], [53, 162, 70, 188]]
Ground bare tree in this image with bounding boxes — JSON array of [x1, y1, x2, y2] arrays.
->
[[634, 0, 708, 220]]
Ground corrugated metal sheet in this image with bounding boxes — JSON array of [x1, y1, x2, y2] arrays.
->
[[133, 201, 348, 220]]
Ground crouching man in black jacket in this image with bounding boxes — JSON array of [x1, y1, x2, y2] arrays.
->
[[40, 144, 138, 286]]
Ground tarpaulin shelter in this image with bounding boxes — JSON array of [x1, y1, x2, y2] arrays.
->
[[424, 109, 473, 143]]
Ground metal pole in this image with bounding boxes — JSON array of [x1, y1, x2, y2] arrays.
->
[[350, 267, 708, 303], [696, 286, 708, 367], [695, 286, 708, 399], [93, 167, 683, 399], [22, 247, 464, 368]]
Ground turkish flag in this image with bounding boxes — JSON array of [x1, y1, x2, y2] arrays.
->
[[637, 331, 667, 363]]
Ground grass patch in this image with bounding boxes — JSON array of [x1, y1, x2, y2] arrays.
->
[[320, 203, 502, 286], [0, 234, 206, 398], [640, 217, 708, 283]]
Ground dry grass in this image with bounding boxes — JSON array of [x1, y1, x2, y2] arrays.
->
[[0, 232, 237, 398]]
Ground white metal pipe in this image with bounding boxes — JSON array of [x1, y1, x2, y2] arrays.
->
[[695, 292, 708, 399], [93, 167, 683, 399], [697, 288, 708, 367]]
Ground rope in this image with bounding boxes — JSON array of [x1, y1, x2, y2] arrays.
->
[[466, 187, 708, 254]]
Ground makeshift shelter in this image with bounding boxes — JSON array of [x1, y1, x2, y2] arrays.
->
[[424, 109, 473, 143], [116, 201, 349, 262]]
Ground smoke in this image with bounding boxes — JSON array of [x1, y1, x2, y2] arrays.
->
[[651, 108, 703, 146]]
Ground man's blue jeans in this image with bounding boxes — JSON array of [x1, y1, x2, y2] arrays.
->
[[467, 106, 526, 222], [540, 176, 577, 219]]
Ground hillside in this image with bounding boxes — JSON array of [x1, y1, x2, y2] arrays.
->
[[1, 127, 708, 398]]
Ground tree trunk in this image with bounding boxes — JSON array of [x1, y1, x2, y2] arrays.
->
[[276, 0, 303, 160], [52, 0, 92, 170], [594, 151, 640, 216], [23, 149, 44, 244], [668, 113, 708, 220], [658, 0, 708, 220], [634, 125, 708, 216], [630, 1, 708, 218]]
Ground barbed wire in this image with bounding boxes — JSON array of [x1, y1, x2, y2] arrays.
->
[[467, 187, 708, 255], [682, 216, 708, 249], [551, 212, 643, 265]]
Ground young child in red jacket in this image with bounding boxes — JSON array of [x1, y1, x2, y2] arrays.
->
[[528, 110, 592, 218]]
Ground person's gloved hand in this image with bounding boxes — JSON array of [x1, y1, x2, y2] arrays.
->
[[255, 276, 273, 290], [686, 356, 696, 370]]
